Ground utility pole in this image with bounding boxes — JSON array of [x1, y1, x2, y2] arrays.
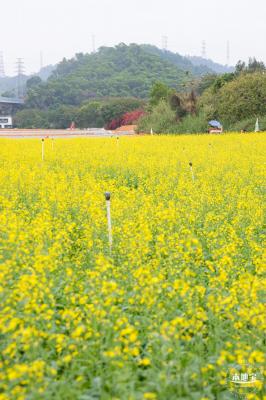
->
[[15, 58, 25, 99], [201, 40, 207, 59], [40, 51, 43, 70], [226, 40, 230, 66], [0, 52, 5, 78], [92, 35, 96, 53], [162, 35, 168, 51]]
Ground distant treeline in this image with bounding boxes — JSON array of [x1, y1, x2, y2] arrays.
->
[[137, 58, 266, 133], [12, 42, 266, 132]]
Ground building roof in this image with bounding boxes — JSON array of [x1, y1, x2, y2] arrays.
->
[[0, 96, 24, 105]]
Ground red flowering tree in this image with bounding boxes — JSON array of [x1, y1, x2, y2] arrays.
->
[[121, 109, 146, 125], [106, 109, 145, 130]]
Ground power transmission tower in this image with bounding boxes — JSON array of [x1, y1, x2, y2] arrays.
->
[[162, 35, 168, 51], [92, 35, 96, 53], [40, 51, 43, 70], [226, 40, 230, 66], [15, 58, 25, 98], [201, 40, 207, 58], [0, 52, 5, 78]]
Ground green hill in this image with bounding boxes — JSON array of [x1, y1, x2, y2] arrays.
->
[[25, 44, 196, 109]]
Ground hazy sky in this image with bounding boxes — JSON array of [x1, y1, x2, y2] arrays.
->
[[1, 0, 266, 76]]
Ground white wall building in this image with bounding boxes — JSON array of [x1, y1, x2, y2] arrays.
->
[[0, 116, 12, 128]]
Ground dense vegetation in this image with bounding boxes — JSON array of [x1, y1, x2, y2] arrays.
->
[[25, 44, 192, 109], [14, 43, 212, 129], [10, 44, 266, 132], [138, 58, 266, 133], [14, 98, 145, 129], [1, 135, 265, 399]]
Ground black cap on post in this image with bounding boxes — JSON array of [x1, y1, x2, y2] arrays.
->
[[42, 138, 44, 142], [105, 192, 111, 201], [189, 162, 193, 167]]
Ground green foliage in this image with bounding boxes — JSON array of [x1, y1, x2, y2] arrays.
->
[[14, 106, 79, 129], [26, 76, 42, 90], [141, 45, 215, 76], [196, 74, 217, 95], [235, 57, 266, 74], [13, 109, 49, 129], [211, 73, 235, 93], [149, 82, 174, 106], [170, 113, 208, 133], [77, 102, 104, 128], [200, 72, 266, 124], [228, 115, 266, 132], [25, 44, 191, 109], [14, 98, 145, 129], [137, 100, 177, 133], [77, 98, 144, 128]]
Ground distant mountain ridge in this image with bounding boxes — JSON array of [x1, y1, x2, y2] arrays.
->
[[187, 55, 234, 74], [141, 45, 214, 76], [1, 44, 234, 103], [0, 65, 55, 97]]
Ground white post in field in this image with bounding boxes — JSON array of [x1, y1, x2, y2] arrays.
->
[[42, 138, 45, 161], [255, 118, 260, 132], [151, 128, 153, 135], [105, 192, 113, 251], [189, 162, 195, 182]]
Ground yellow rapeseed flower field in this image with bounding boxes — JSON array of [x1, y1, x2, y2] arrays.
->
[[0, 134, 265, 400]]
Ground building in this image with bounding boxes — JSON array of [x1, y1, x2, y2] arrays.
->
[[0, 96, 24, 120], [0, 116, 12, 128]]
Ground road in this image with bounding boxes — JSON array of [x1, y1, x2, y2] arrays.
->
[[0, 129, 135, 139]]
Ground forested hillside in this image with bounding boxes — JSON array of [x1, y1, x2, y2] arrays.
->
[[14, 43, 254, 130], [187, 56, 234, 74], [26, 44, 194, 109]]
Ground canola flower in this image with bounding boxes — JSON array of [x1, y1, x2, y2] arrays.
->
[[0, 134, 265, 400]]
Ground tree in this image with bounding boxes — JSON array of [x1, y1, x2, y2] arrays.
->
[[235, 58, 265, 75], [106, 109, 145, 130], [13, 109, 48, 128], [77, 102, 104, 128], [247, 57, 265, 73], [137, 100, 177, 133], [150, 82, 173, 107], [235, 60, 246, 74], [200, 72, 266, 124], [196, 74, 217, 95], [169, 93, 187, 119], [26, 76, 42, 90]]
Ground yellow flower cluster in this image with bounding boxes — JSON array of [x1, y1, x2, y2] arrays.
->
[[0, 133, 265, 399]]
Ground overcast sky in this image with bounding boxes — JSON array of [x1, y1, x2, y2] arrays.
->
[[1, 0, 266, 76]]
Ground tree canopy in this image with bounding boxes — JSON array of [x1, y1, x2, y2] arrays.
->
[[25, 44, 195, 109]]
